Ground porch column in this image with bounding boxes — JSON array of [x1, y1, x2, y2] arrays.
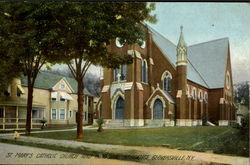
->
[[16, 106, 19, 129], [3, 106, 5, 130]]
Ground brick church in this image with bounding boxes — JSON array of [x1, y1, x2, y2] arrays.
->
[[95, 25, 235, 127]]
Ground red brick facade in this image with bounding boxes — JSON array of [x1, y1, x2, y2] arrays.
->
[[95, 25, 235, 127]]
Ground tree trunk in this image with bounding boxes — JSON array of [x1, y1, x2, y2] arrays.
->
[[25, 84, 34, 135], [76, 79, 84, 140]]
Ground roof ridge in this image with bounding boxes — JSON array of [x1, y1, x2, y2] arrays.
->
[[40, 70, 74, 80], [189, 37, 229, 47], [146, 24, 177, 47]]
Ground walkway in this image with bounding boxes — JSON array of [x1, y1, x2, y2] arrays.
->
[[0, 142, 145, 165]]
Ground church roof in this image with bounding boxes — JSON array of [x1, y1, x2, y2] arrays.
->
[[21, 71, 93, 96], [147, 25, 228, 89]]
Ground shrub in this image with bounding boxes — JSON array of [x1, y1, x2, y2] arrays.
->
[[96, 118, 105, 132]]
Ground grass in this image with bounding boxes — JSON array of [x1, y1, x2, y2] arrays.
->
[[29, 126, 249, 157]]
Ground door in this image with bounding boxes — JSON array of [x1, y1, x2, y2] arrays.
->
[[115, 97, 125, 120], [153, 99, 163, 119]]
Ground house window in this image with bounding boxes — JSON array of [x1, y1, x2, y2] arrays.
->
[[162, 71, 172, 92], [32, 109, 40, 119], [52, 109, 57, 120], [0, 107, 4, 118], [114, 65, 127, 82], [141, 59, 148, 83], [69, 110, 72, 118], [52, 97, 57, 101], [60, 98, 66, 102], [60, 84, 65, 89], [84, 112, 87, 121], [59, 109, 65, 120]]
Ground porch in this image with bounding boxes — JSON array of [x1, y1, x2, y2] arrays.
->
[[0, 100, 45, 130]]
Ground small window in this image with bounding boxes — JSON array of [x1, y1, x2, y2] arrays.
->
[[60, 84, 65, 89], [115, 37, 124, 48], [141, 60, 148, 83], [204, 92, 208, 102], [52, 109, 57, 120], [52, 97, 57, 101], [192, 88, 197, 99], [84, 112, 87, 121], [199, 91, 203, 100], [60, 98, 66, 102], [60, 109, 65, 120], [162, 71, 172, 92], [69, 110, 72, 118], [114, 65, 127, 82]]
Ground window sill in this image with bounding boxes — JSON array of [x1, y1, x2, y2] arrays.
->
[[141, 82, 148, 85], [112, 80, 127, 84]]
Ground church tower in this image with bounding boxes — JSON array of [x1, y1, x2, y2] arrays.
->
[[176, 26, 188, 125]]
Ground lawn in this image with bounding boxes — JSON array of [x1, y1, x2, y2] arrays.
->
[[30, 126, 249, 157]]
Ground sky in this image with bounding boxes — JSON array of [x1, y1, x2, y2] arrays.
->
[[148, 3, 250, 84], [53, 3, 249, 84]]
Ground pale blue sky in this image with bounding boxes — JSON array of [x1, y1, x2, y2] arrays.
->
[[148, 3, 250, 83], [52, 3, 249, 83]]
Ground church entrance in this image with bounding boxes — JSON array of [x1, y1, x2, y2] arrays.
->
[[115, 97, 125, 120], [153, 99, 163, 119]]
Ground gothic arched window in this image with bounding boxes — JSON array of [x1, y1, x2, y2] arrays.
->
[[141, 59, 148, 83], [192, 87, 197, 99], [162, 71, 172, 92]]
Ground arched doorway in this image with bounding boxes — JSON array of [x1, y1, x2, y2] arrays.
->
[[115, 97, 125, 120], [153, 99, 163, 119]]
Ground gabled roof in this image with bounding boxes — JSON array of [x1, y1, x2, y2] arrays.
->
[[147, 24, 228, 89], [21, 71, 93, 96], [188, 38, 229, 88]]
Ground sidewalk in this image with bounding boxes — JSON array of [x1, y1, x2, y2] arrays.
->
[[0, 135, 248, 165]]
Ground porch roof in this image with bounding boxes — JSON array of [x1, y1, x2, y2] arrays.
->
[[0, 98, 45, 107]]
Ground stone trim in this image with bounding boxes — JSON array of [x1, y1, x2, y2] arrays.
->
[[101, 85, 110, 93], [149, 58, 154, 65], [136, 83, 144, 90], [150, 95, 166, 120], [127, 50, 142, 59], [219, 120, 229, 126], [146, 86, 175, 105], [111, 89, 125, 120]]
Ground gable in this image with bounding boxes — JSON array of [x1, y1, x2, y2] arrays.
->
[[147, 24, 229, 89], [21, 71, 93, 96], [52, 78, 74, 93]]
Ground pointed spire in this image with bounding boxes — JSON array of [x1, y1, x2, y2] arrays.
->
[[176, 25, 187, 66], [177, 25, 187, 48]]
